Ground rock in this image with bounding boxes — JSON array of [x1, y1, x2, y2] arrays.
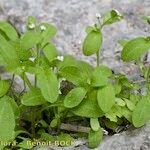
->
[[33, 123, 150, 150], [0, 0, 150, 74]]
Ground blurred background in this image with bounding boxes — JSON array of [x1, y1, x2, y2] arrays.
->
[[0, 0, 149, 75]]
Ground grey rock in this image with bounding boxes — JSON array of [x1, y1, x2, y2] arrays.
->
[[0, 0, 150, 74]]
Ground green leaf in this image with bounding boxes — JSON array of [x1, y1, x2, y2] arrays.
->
[[95, 65, 112, 77], [90, 66, 111, 87], [40, 132, 55, 141], [21, 88, 46, 106], [115, 98, 126, 106], [40, 23, 57, 47], [91, 73, 108, 87], [20, 31, 41, 50], [0, 34, 19, 70], [0, 80, 9, 97], [64, 87, 87, 108], [121, 106, 132, 122], [90, 118, 100, 131], [121, 37, 150, 61], [60, 66, 87, 86], [105, 112, 118, 122], [10, 40, 32, 61], [97, 85, 115, 112], [72, 90, 104, 118], [105, 105, 123, 122], [102, 9, 123, 26], [88, 128, 103, 149], [0, 21, 18, 40], [114, 83, 121, 94], [132, 96, 150, 127], [50, 118, 59, 128], [124, 99, 135, 111], [56, 133, 74, 147], [43, 43, 58, 62], [7, 96, 20, 118], [37, 68, 59, 103], [82, 30, 102, 56], [0, 96, 15, 142]]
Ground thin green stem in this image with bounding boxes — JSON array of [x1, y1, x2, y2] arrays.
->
[[23, 73, 33, 89], [146, 67, 150, 83], [96, 51, 100, 67]]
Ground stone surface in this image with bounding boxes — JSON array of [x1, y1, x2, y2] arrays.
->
[[0, 0, 150, 74]]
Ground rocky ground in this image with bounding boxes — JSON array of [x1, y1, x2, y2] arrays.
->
[[0, 0, 150, 149]]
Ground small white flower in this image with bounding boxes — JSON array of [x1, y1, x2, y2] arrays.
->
[[29, 57, 35, 62], [113, 9, 122, 17], [28, 23, 35, 29], [57, 56, 64, 61], [40, 25, 46, 31], [96, 13, 101, 18]]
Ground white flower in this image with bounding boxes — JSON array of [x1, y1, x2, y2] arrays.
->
[[113, 9, 122, 17], [57, 56, 64, 61], [40, 25, 46, 31], [96, 13, 101, 18], [28, 23, 35, 29], [29, 57, 35, 62]]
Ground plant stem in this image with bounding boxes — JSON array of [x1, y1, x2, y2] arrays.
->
[[146, 67, 150, 83], [23, 73, 32, 89], [96, 51, 100, 67]]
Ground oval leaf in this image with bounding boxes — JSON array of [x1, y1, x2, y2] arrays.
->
[[37, 68, 59, 103], [132, 96, 150, 127], [82, 30, 102, 56], [88, 128, 103, 149], [43, 43, 58, 62], [21, 88, 46, 106], [97, 85, 115, 112], [72, 90, 104, 118], [60, 66, 87, 86], [64, 87, 87, 108], [0, 80, 9, 97], [121, 37, 150, 61], [20, 31, 41, 50], [0, 96, 15, 142], [0, 21, 18, 40], [90, 118, 100, 131]]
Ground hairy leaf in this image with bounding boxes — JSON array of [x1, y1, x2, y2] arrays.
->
[[37, 68, 59, 103], [72, 90, 104, 118], [0, 96, 15, 142], [20, 31, 41, 50], [82, 30, 102, 56], [88, 128, 103, 149], [0, 21, 18, 40], [21, 88, 46, 106], [90, 118, 100, 131], [0, 80, 9, 97], [132, 96, 150, 127], [43, 43, 58, 62], [64, 87, 87, 108], [121, 37, 150, 61], [97, 85, 115, 112]]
